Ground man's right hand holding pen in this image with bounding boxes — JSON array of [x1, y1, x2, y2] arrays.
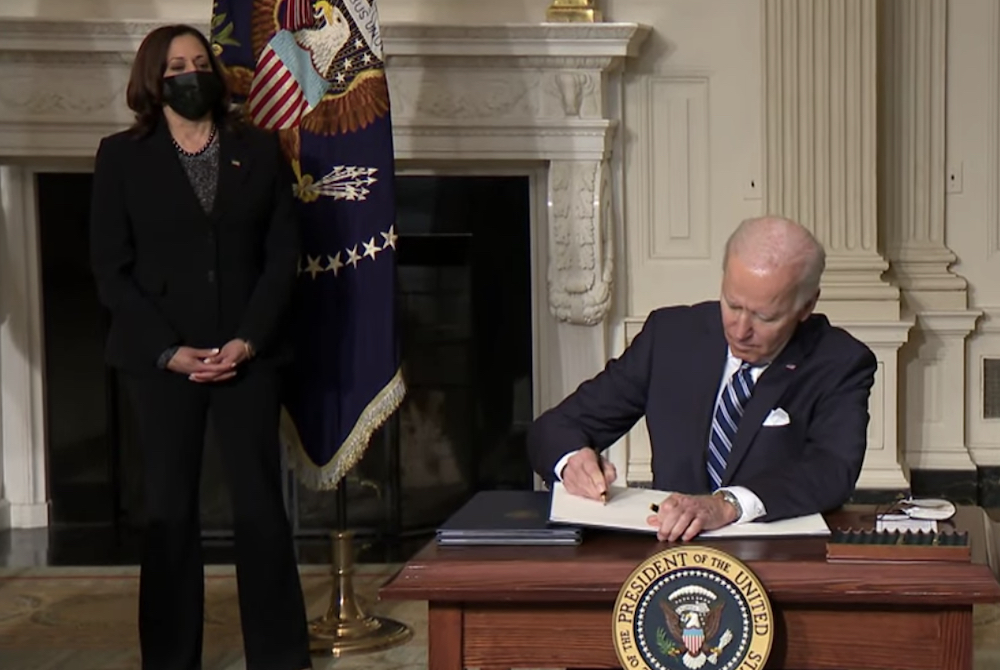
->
[[560, 446, 617, 504]]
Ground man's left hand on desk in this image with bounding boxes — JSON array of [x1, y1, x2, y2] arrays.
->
[[646, 492, 739, 542]]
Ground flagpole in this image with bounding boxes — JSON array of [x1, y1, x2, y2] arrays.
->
[[306, 460, 412, 656]]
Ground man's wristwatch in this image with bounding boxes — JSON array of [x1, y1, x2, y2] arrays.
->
[[713, 489, 743, 521]]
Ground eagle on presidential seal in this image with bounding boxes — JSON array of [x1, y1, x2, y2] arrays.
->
[[215, 0, 390, 198], [658, 585, 734, 669]]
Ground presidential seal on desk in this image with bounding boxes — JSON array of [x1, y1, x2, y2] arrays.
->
[[613, 546, 773, 670]]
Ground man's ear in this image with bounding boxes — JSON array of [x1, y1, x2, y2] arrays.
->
[[799, 289, 820, 321]]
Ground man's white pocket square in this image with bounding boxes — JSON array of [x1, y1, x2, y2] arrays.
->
[[762, 408, 790, 427]]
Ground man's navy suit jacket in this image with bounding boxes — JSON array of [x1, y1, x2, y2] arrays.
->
[[527, 301, 878, 521]]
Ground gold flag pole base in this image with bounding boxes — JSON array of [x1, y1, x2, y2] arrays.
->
[[546, 0, 602, 22], [308, 530, 413, 657]]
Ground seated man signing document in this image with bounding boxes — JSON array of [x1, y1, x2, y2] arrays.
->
[[527, 216, 877, 542]]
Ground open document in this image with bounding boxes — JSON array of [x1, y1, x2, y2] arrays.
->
[[549, 483, 830, 538]]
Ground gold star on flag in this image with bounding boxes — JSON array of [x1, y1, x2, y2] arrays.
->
[[363, 237, 381, 260], [327, 252, 344, 277], [304, 255, 324, 279], [381, 225, 398, 250], [346, 245, 362, 268]]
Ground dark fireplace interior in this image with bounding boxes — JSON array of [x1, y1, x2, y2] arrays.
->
[[37, 170, 534, 563]]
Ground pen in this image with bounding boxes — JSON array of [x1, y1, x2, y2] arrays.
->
[[590, 445, 607, 504]]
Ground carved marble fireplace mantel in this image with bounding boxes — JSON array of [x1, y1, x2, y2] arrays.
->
[[383, 23, 649, 325], [0, 22, 648, 158], [0, 18, 650, 528]]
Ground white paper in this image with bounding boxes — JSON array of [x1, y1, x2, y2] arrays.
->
[[875, 514, 937, 533], [548, 483, 830, 538]]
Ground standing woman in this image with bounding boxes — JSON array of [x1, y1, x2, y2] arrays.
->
[[89, 24, 311, 670]]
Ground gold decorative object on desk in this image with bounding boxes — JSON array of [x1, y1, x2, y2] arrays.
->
[[547, 0, 602, 23]]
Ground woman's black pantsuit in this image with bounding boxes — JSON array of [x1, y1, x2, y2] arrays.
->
[[89, 118, 310, 670]]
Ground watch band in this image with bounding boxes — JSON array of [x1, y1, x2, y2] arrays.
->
[[714, 489, 743, 521]]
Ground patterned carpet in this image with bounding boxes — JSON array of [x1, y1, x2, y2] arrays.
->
[[0, 565, 424, 670], [0, 564, 997, 669]]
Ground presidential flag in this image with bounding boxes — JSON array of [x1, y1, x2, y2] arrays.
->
[[211, 0, 404, 489]]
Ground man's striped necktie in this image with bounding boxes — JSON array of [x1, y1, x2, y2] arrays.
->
[[706, 362, 756, 487]]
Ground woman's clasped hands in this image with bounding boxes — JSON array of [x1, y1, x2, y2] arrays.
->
[[165, 338, 252, 383]]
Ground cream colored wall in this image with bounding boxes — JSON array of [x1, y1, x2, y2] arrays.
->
[[1, 0, 996, 484], [947, 0, 1000, 468], [610, 0, 764, 313]]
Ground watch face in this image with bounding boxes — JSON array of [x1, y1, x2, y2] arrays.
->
[[717, 492, 741, 516]]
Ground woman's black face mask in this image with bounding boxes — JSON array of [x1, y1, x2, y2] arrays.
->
[[162, 71, 223, 121]]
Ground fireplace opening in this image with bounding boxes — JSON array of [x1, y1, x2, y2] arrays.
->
[[37, 170, 534, 558], [38, 172, 120, 528]]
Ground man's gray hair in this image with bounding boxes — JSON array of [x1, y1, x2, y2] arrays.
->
[[723, 216, 826, 308]]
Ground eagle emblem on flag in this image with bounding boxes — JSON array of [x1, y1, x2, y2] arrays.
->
[[218, 0, 390, 202]]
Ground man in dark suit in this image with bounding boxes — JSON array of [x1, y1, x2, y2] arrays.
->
[[527, 216, 877, 542]]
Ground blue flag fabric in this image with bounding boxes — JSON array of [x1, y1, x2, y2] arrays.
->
[[211, 0, 404, 489]]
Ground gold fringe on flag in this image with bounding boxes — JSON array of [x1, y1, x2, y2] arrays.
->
[[281, 368, 406, 490]]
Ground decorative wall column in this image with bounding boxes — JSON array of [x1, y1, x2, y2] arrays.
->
[[763, 0, 911, 489], [901, 314, 980, 471], [0, 165, 49, 529], [878, 0, 981, 472], [763, 0, 899, 321], [879, 0, 965, 309]]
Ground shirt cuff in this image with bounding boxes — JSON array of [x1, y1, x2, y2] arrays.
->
[[554, 450, 580, 481], [717, 486, 766, 524], [156, 345, 180, 370]]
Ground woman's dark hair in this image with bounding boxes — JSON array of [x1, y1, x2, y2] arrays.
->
[[126, 24, 234, 136]]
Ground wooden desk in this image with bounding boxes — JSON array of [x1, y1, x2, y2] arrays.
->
[[379, 506, 1000, 670]]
